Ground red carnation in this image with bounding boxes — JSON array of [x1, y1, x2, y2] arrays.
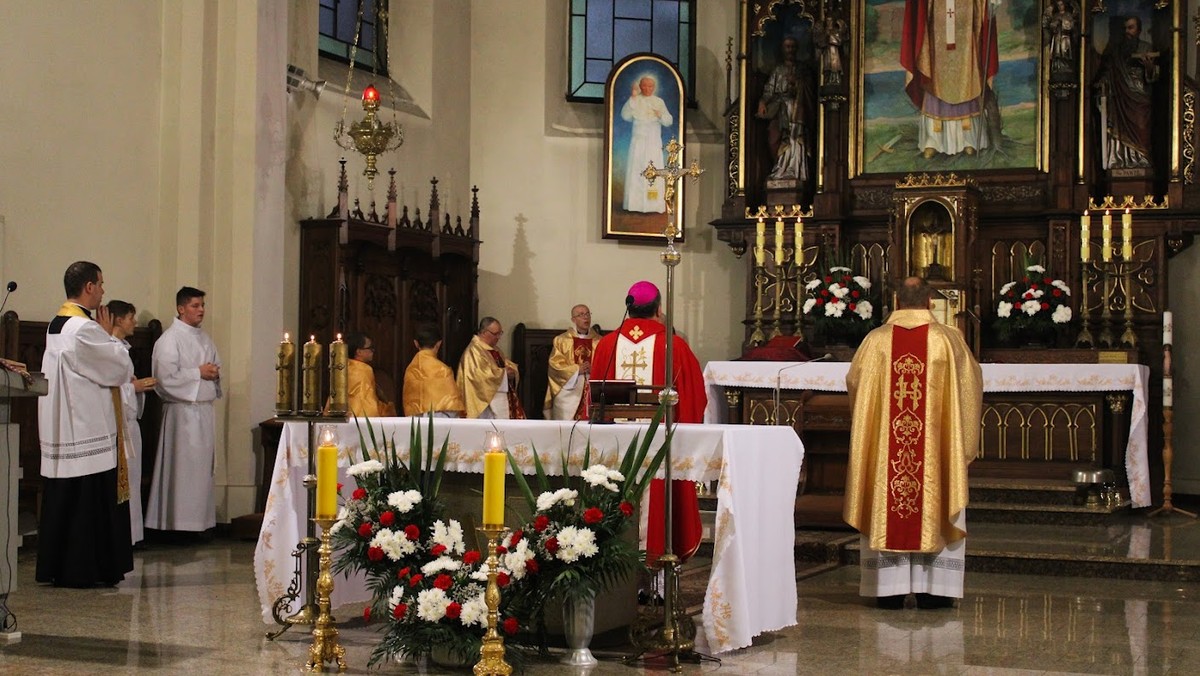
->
[[409, 573, 424, 587], [392, 602, 407, 620], [463, 550, 481, 565], [534, 515, 551, 532], [445, 602, 462, 619], [509, 530, 524, 547], [851, 290, 860, 298], [1041, 302, 1050, 310], [842, 275, 851, 283], [357, 522, 374, 538], [404, 524, 420, 540], [337, 482, 344, 492], [363, 606, 371, 622], [583, 507, 604, 524], [545, 537, 560, 554], [821, 289, 830, 297], [379, 510, 396, 527], [397, 566, 410, 579], [824, 276, 833, 283], [525, 559, 539, 574], [1030, 283, 1039, 290], [497, 571, 511, 588], [1053, 289, 1062, 297], [815, 298, 825, 306], [502, 617, 519, 635], [497, 545, 507, 555], [848, 303, 857, 311], [619, 501, 634, 517], [431, 543, 447, 557], [1044, 277, 1053, 284], [434, 574, 454, 590], [367, 546, 384, 562], [352, 487, 367, 501]]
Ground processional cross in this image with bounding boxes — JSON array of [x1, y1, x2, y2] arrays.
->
[[642, 138, 704, 243]]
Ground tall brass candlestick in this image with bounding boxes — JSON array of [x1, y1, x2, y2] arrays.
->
[[305, 518, 347, 672], [474, 525, 513, 676], [327, 334, 348, 416], [301, 336, 322, 415], [276, 333, 295, 415]]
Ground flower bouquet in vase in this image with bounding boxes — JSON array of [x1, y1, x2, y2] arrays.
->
[[801, 265, 877, 347], [503, 409, 671, 658], [993, 263, 1073, 347]]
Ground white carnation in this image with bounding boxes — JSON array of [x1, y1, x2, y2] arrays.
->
[[416, 588, 449, 622], [999, 281, 1017, 295], [581, 464, 624, 492], [535, 488, 578, 512], [459, 593, 489, 628], [387, 489, 423, 513], [802, 298, 817, 315], [830, 266, 851, 273], [502, 539, 535, 579], [388, 584, 407, 609], [371, 528, 417, 561], [997, 301, 1013, 318], [825, 301, 845, 318], [1051, 280, 1071, 296], [421, 556, 462, 576], [1021, 300, 1042, 316], [852, 275, 872, 290], [1026, 265, 1046, 273], [346, 459, 384, 477], [431, 519, 465, 554], [555, 526, 599, 563], [805, 278, 822, 291], [330, 506, 350, 535], [854, 300, 873, 320], [1052, 305, 1073, 324], [829, 283, 849, 299]]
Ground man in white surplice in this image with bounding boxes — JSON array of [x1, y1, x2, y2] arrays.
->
[[146, 286, 222, 534]]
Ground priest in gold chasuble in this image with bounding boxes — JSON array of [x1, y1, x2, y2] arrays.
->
[[844, 277, 982, 608], [544, 304, 601, 420], [402, 323, 466, 418], [457, 317, 526, 419]]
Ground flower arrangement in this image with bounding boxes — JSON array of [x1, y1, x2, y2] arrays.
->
[[332, 416, 512, 666], [802, 265, 876, 344], [505, 411, 670, 628], [993, 264, 1073, 345]]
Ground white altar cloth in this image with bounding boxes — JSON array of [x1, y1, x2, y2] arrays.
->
[[702, 361, 1152, 508], [253, 417, 804, 654]]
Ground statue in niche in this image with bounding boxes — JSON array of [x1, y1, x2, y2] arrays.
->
[[908, 202, 955, 282], [1093, 15, 1159, 170], [813, 16, 847, 87], [1043, 0, 1078, 77], [756, 33, 816, 185]]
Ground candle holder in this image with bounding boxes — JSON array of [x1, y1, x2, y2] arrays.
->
[[1074, 264, 1095, 348], [305, 517, 347, 672], [749, 261, 767, 346], [473, 525, 513, 676], [1149, 342, 1196, 519]]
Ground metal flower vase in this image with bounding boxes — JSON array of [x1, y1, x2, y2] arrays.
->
[[561, 590, 598, 666]]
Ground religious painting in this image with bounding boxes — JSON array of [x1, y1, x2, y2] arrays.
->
[[603, 53, 686, 242], [852, 0, 1044, 175], [1088, 2, 1170, 180]]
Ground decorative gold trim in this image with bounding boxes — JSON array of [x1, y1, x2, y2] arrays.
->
[[1106, 393, 1129, 414], [724, 390, 741, 407], [895, 172, 976, 189], [1086, 195, 1169, 210], [1184, 88, 1196, 185]]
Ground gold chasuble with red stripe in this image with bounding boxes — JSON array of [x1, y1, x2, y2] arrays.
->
[[844, 309, 983, 554]]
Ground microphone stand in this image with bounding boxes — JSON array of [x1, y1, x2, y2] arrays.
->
[[773, 354, 833, 426]]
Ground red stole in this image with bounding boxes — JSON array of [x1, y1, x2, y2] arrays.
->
[[571, 337, 594, 421], [488, 349, 526, 420], [885, 324, 929, 550]]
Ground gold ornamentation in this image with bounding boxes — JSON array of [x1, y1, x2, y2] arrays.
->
[[724, 389, 741, 407], [1087, 195, 1169, 210], [895, 172, 976, 189], [1183, 89, 1195, 185], [979, 403, 1099, 462], [1106, 393, 1129, 414], [305, 518, 347, 672], [642, 138, 703, 242], [628, 325, 645, 341]]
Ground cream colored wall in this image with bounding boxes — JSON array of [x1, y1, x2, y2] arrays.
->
[[0, 0, 164, 318], [468, 0, 746, 365]]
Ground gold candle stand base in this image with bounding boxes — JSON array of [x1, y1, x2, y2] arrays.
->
[[474, 524, 512, 676], [305, 517, 347, 673]]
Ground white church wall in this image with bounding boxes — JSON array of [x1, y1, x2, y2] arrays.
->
[[467, 0, 746, 366]]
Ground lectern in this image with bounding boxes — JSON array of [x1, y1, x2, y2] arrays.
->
[[1, 364, 47, 643]]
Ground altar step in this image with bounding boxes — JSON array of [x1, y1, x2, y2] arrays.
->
[[968, 477, 1131, 526]]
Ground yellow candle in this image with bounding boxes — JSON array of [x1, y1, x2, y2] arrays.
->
[[276, 332, 295, 414], [774, 218, 784, 264], [328, 333, 348, 416], [482, 431, 506, 525], [1101, 210, 1113, 263], [301, 336, 322, 414], [794, 216, 804, 261], [315, 426, 338, 518], [1121, 208, 1132, 260], [1080, 211, 1090, 263], [755, 218, 766, 267]]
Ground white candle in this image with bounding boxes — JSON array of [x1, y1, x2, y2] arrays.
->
[[1122, 209, 1132, 260], [1163, 311, 1173, 345], [1080, 211, 1090, 263], [1101, 210, 1113, 263], [1163, 376, 1173, 408]]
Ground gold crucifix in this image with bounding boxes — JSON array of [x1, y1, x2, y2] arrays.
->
[[642, 137, 704, 241], [620, 348, 649, 384]]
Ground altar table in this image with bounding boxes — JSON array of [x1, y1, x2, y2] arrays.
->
[[702, 361, 1151, 508], [253, 417, 804, 654]]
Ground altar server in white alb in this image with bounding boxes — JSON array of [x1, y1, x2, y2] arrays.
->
[[844, 276, 982, 610], [37, 261, 135, 587], [107, 299, 157, 546], [146, 286, 222, 535]]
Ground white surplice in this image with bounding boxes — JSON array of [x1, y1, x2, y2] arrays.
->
[[118, 339, 145, 544], [858, 510, 967, 598], [146, 318, 221, 532]]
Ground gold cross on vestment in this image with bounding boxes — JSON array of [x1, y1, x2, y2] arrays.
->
[[620, 349, 649, 384], [641, 137, 704, 241], [628, 325, 644, 341], [893, 375, 923, 411]]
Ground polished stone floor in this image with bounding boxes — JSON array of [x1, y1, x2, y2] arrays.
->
[[2, 527, 1200, 675]]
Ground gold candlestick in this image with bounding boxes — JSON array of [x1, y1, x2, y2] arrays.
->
[[301, 336, 322, 415], [474, 525, 513, 676], [305, 517, 347, 672], [276, 333, 296, 415], [327, 334, 348, 416]]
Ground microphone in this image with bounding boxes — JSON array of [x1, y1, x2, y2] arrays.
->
[[0, 281, 16, 316], [773, 353, 833, 426]]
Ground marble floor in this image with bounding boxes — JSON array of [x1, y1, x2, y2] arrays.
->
[[2, 527, 1200, 675]]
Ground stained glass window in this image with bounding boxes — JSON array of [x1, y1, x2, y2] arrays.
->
[[568, 0, 695, 102], [319, 0, 387, 74]]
